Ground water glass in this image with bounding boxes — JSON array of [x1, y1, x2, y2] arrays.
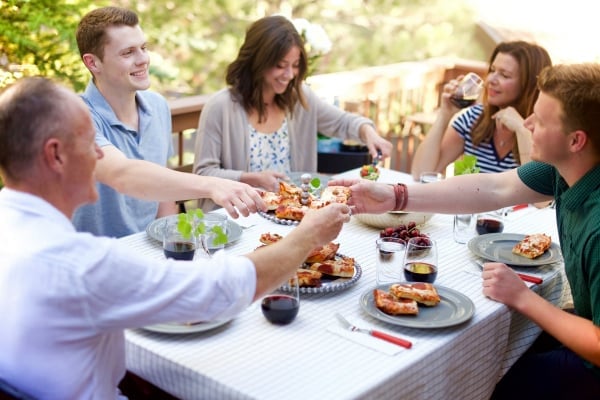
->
[[419, 172, 443, 184], [375, 237, 406, 285], [261, 274, 300, 325], [201, 212, 228, 252], [453, 213, 475, 244]]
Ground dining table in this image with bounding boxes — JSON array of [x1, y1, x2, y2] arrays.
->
[[121, 168, 569, 400]]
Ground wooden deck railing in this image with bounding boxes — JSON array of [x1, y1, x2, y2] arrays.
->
[[168, 57, 488, 173]]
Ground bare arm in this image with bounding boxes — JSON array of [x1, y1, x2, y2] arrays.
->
[[483, 263, 600, 367], [358, 123, 393, 160], [411, 79, 466, 180], [95, 146, 266, 218], [246, 203, 351, 300], [330, 169, 551, 215]]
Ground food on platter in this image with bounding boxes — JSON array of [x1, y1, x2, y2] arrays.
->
[[294, 269, 323, 288], [258, 233, 355, 287], [389, 282, 441, 307], [512, 233, 552, 259], [259, 182, 350, 222], [373, 289, 419, 315], [360, 164, 380, 181], [307, 254, 355, 278]]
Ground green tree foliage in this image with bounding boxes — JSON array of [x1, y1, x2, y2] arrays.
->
[[1, 0, 486, 95], [0, 0, 103, 91]]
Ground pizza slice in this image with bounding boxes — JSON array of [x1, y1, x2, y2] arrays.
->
[[373, 289, 419, 315], [294, 268, 323, 288], [259, 232, 283, 245], [307, 254, 355, 278], [512, 233, 552, 259], [389, 282, 441, 306], [274, 205, 307, 221], [320, 185, 351, 205], [305, 242, 339, 263], [278, 181, 302, 199], [259, 190, 283, 211]]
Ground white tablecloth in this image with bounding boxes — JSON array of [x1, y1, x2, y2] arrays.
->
[[122, 169, 566, 400]]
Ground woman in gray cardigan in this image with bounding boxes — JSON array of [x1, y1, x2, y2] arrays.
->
[[193, 15, 391, 211]]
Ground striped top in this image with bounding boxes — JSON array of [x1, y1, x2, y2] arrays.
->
[[452, 104, 519, 173]]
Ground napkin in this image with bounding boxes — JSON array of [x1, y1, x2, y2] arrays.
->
[[326, 325, 411, 356]]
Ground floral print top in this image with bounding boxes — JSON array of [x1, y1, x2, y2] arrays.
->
[[248, 118, 291, 174]]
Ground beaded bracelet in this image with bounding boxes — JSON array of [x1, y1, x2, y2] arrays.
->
[[393, 183, 408, 211]]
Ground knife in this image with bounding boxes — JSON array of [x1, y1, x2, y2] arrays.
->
[[335, 313, 412, 349], [472, 260, 543, 284]]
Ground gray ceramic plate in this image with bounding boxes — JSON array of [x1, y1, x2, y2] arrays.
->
[[360, 284, 474, 328], [146, 215, 242, 249], [467, 233, 562, 267]]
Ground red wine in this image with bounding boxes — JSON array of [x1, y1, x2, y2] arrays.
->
[[476, 218, 504, 235], [163, 241, 196, 260], [404, 262, 437, 283], [261, 295, 299, 325], [450, 96, 476, 108]]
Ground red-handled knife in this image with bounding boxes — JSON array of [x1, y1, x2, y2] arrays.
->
[[516, 273, 543, 284], [335, 313, 412, 349]]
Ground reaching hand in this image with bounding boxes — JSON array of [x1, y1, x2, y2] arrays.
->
[[327, 178, 396, 214], [241, 170, 288, 192], [296, 203, 351, 248], [210, 180, 266, 218]]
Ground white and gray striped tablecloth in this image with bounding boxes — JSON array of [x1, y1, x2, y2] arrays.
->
[[121, 198, 565, 400]]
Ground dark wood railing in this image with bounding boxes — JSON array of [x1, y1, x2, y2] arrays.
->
[[168, 57, 488, 173]]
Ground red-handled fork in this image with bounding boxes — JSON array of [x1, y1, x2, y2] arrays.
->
[[335, 313, 412, 349]]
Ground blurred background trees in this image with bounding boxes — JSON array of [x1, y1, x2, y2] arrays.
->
[[0, 0, 486, 97]]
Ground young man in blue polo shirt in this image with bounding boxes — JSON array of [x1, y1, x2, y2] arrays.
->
[[72, 6, 265, 237], [330, 63, 600, 398]]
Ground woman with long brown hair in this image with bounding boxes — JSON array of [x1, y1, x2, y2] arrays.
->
[[411, 41, 552, 179], [193, 15, 391, 211]]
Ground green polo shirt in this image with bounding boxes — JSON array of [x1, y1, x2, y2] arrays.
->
[[518, 161, 600, 375]]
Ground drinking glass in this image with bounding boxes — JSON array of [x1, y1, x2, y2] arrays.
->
[[453, 213, 475, 244], [475, 209, 505, 235], [403, 237, 438, 283], [162, 217, 197, 260], [261, 274, 300, 325], [375, 237, 406, 285], [450, 72, 484, 108], [201, 213, 228, 253], [419, 172, 443, 184]]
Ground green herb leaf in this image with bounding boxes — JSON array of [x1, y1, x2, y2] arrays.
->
[[453, 155, 480, 176], [310, 177, 321, 189], [211, 225, 228, 245]]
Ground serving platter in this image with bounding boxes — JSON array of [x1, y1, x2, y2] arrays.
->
[[146, 215, 243, 249], [280, 255, 362, 294], [467, 233, 562, 267], [360, 284, 474, 329]]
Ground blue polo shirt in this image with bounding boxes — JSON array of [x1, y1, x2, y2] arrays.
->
[[518, 160, 600, 377], [72, 81, 173, 238]]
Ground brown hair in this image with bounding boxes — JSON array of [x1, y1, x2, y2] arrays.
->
[[76, 6, 139, 60], [537, 63, 600, 155], [471, 41, 552, 163], [226, 15, 308, 122], [0, 77, 70, 182]]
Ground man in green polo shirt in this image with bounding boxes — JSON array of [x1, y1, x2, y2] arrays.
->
[[329, 63, 600, 399]]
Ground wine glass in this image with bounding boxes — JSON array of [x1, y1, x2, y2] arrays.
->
[[162, 217, 197, 260], [475, 209, 505, 235], [450, 72, 484, 108], [403, 237, 438, 283], [261, 273, 300, 325]]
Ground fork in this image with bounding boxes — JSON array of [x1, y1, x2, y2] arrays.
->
[[335, 313, 412, 349]]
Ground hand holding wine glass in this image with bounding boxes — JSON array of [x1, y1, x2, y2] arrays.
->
[[450, 72, 484, 109]]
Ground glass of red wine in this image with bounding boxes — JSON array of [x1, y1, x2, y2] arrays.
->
[[450, 72, 484, 108], [403, 237, 438, 283], [162, 217, 197, 261], [475, 209, 505, 235], [261, 273, 300, 325]]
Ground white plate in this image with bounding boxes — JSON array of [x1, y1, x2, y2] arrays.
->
[[143, 318, 232, 334], [146, 215, 243, 249], [280, 254, 362, 294], [467, 233, 562, 267], [360, 284, 474, 328]]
